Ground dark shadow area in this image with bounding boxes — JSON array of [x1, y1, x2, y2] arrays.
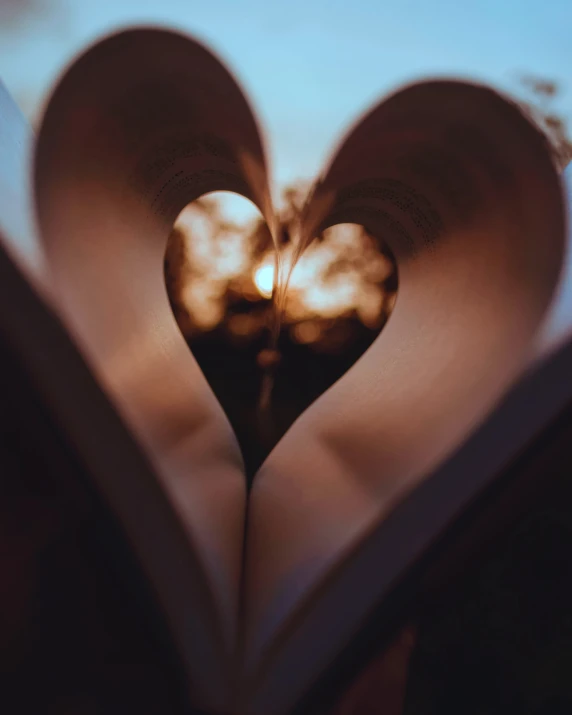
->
[[0, 332, 191, 714]]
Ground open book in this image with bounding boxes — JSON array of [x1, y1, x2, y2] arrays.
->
[[1, 26, 572, 715]]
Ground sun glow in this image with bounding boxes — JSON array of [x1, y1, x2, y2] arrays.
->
[[253, 261, 275, 298], [166, 192, 397, 343]]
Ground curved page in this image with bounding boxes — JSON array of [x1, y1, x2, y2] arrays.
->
[[244, 80, 565, 707], [0, 230, 234, 711], [34, 28, 274, 655]]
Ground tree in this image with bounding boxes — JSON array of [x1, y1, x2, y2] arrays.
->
[[518, 75, 572, 170]]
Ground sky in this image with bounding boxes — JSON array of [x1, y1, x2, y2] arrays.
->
[[1, 0, 572, 187]]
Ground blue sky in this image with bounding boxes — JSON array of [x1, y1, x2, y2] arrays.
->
[[1, 0, 572, 186]]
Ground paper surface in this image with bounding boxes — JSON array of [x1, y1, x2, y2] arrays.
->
[[5, 26, 569, 712], [243, 81, 566, 711], [0, 57, 251, 711], [33, 28, 276, 659], [0, 229, 234, 711]]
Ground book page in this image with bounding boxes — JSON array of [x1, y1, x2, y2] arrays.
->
[[243, 80, 566, 712], [33, 27, 275, 671], [0, 229, 230, 712]]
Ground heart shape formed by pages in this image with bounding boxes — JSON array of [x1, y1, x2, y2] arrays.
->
[[31, 30, 565, 708], [165, 195, 398, 480], [32, 27, 414, 486]]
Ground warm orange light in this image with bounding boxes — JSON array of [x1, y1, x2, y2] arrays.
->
[[169, 193, 394, 341], [254, 262, 274, 298]]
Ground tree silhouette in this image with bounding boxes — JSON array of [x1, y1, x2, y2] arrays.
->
[[518, 75, 572, 169]]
